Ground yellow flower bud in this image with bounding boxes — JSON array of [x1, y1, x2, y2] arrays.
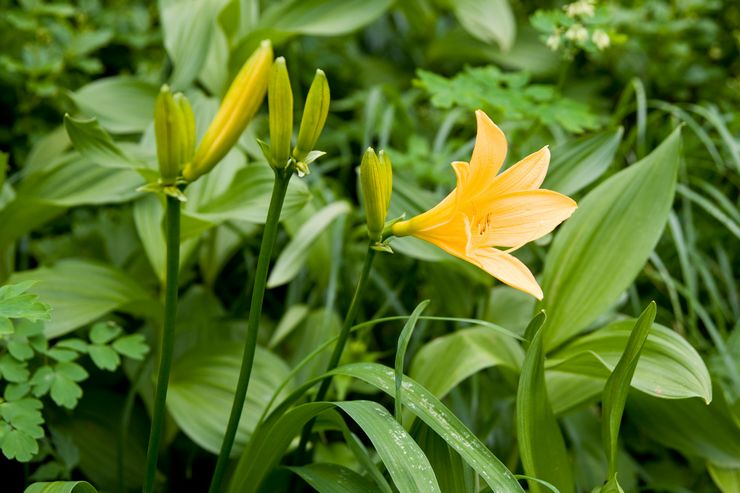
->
[[268, 57, 293, 169], [360, 147, 393, 241], [293, 69, 330, 166], [183, 40, 273, 182], [154, 85, 194, 185]]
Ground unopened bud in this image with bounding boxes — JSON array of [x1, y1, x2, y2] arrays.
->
[[268, 57, 293, 169], [154, 85, 194, 185], [293, 69, 329, 165], [360, 148, 393, 241], [184, 40, 273, 182]]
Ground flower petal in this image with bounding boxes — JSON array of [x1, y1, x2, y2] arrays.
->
[[469, 110, 507, 186], [474, 189, 577, 248], [486, 146, 550, 196], [474, 248, 544, 299], [413, 212, 470, 259]]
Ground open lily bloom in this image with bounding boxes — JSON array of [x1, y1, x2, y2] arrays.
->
[[392, 110, 577, 299]]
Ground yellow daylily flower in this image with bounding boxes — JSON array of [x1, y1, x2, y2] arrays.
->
[[392, 110, 577, 299]]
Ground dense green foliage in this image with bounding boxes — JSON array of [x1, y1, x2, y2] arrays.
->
[[0, 0, 738, 492]]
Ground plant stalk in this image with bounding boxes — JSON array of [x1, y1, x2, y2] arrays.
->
[[143, 194, 181, 493], [295, 243, 376, 460], [208, 169, 292, 493]]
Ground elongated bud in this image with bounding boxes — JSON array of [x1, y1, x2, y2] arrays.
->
[[268, 57, 293, 169], [360, 148, 393, 241], [293, 69, 330, 166], [183, 40, 273, 182], [154, 85, 193, 185]]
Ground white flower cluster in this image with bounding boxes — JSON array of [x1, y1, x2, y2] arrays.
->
[[564, 0, 595, 18]]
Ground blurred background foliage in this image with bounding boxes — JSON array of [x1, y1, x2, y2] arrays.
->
[[0, 0, 738, 492]]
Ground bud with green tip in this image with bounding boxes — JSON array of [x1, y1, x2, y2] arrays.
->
[[183, 39, 273, 182], [154, 85, 195, 185], [293, 69, 330, 174], [268, 57, 293, 169], [360, 148, 393, 242]]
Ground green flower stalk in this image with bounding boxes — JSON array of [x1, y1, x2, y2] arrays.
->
[[183, 40, 273, 182], [208, 58, 331, 493]]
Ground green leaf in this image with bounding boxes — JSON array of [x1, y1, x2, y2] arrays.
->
[[167, 343, 293, 456], [112, 334, 149, 360], [332, 363, 525, 493], [602, 302, 656, 479], [547, 319, 712, 413], [708, 463, 740, 493], [267, 201, 351, 288], [543, 128, 624, 196], [337, 401, 441, 493], [451, 0, 516, 52], [0, 281, 52, 322], [410, 326, 523, 399], [161, 0, 221, 88], [63, 115, 144, 169], [0, 398, 44, 462], [516, 312, 574, 493], [50, 373, 84, 409], [229, 400, 440, 493], [190, 165, 311, 224], [88, 345, 120, 371], [89, 322, 122, 344], [541, 128, 682, 349], [0, 424, 39, 462], [395, 300, 430, 421], [8, 340, 35, 361], [415, 422, 474, 493], [258, 0, 393, 36], [599, 475, 625, 493], [289, 463, 381, 493], [628, 390, 740, 468], [0, 354, 29, 382], [69, 77, 159, 134], [24, 481, 98, 493], [10, 260, 156, 338]]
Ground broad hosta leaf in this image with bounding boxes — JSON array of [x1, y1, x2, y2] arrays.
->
[[628, 390, 740, 468], [543, 128, 624, 196], [451, 0, 516, 52], [601, 303, 655, 480], [190, 165, 310, 224], [333, 363, 525, 493], [708, 463, 740, 493], [289, 463, 381, 493], [547, 319, 712, 407], [410, 326, 523, 399], [268, 201, 351, 288], [69, 77, 159, 134], [167, 343, 292, 456], [24, 481, 97, 493], [541, 128, 682, 349], [516, 314, 574, 493], [161, 0, 222, 88], [63, 115, 145, 169], [10, 260, 156, 338], [258, 0, 393, 36], [229, 400, 440, 493]]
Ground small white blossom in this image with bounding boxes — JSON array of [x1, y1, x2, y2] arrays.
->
[[565, 24, 589, 43], [592, 29, 610, 50], [546, 34, 561, 51], [565, 0, 596, 18]]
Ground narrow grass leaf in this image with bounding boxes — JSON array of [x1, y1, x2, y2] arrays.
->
[[288, 463, 381, 493], [602, 302, 656, 479], [395, 300, 430, 422], [516, 313, 574, 493]]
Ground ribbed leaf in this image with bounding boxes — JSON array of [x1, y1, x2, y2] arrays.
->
[[289, 463, 381, 493], [24, 482, 97, 493], [541, 128, 682, 349], [516, 313, 574, 493]]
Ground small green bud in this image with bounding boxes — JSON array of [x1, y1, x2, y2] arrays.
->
[[268, 57, 293, 169], [360, 147, 393, 242], [184, 39, 273, 182], [293, 69, 330, 168], [154, 85, 194, 185]]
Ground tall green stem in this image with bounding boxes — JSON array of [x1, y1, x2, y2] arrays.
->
[[296, 244, 376, 459], [143, 195, 181, 493], [209, 169, 292, 493]]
